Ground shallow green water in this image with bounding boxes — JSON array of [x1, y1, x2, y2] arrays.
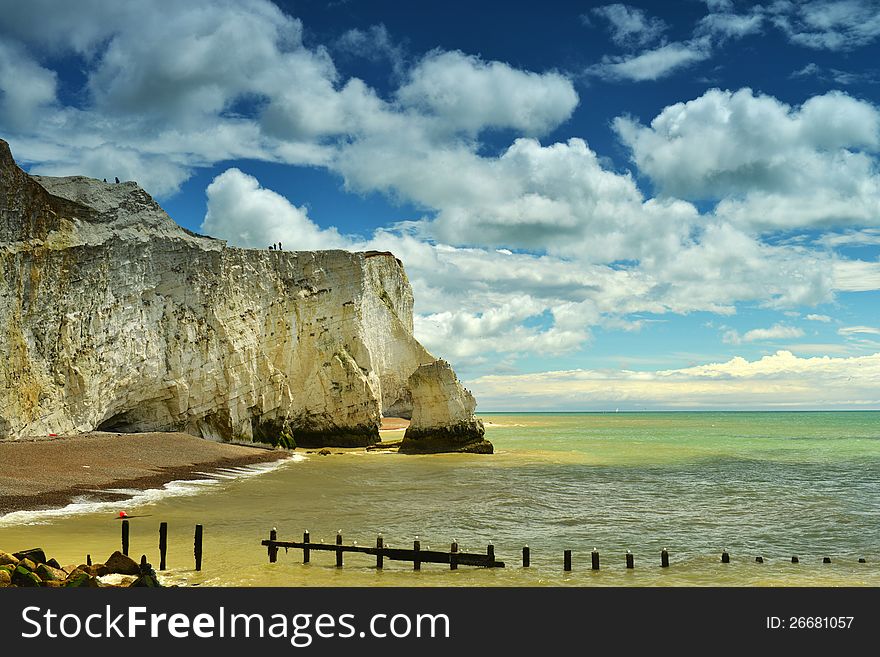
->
[[2, 412, 879, 586]]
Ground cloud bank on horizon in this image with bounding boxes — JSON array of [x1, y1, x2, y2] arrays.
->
[[1, 0, 878, 409]]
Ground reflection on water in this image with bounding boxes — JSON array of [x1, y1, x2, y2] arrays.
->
[[1, 412, 878, 586]]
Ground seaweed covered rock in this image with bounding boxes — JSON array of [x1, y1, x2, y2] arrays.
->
[[0, 551, 19, 566], [105, 551, 139, 575], [13, 548, 46, 564], [35, 563, 67, 582], [0, 546, 164, 587], [12, 565, 42, 587]]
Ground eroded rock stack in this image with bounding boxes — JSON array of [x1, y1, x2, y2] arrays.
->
[[0, 139, 490, 452], [399, 361, 492, 453]]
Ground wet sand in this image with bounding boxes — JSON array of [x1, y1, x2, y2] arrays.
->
[[0, 432, 288, 515]]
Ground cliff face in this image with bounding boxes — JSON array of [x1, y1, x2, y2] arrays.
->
[[0, 139, 490, 451]]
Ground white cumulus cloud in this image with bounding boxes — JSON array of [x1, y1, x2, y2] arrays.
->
[[723, 323, 806, 344], [587, 41, 712, 81], [469, 350, 880, 410], [615, 87, 880, 230], [396, 50, 578, 137], [590, 4, 668, 47], [771, 0, 880, 50], [202, 168, 346, 251]]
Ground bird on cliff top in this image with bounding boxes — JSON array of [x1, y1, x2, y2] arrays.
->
[[115, 176, 120, 183]]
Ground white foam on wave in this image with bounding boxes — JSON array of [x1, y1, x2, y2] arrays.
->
[[0, 453, 304, 528]]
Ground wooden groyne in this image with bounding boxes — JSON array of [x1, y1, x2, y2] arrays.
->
[[73, 520, 878, 576], [262, 530, 504, 569], [260, 530, 870, 572]]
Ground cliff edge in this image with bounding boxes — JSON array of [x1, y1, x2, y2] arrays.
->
[[0, 139, 491, 453]]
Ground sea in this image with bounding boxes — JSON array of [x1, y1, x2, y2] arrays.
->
[[1, 412, 878, 587]]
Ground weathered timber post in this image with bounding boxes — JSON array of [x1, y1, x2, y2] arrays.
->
[[721, 549, 730, 564], [661, 548, 669, 568], [194, 524, 203, 571], [414, 538, 421, 571], [626, 550, 634, 569], [336, 531, 343, 568], [564, 549, 572, 571], [522, 546, 530, 568], [791, 555, 799, 564], [591, 548, 600, 571], [122, 519, 130, 556], [303, 531, 310, 564], [87, 554, 92, 567], [268, 528, 278, 563], [451, 541, 459, 570], [487, 543, 495, 567], [376, 535, 384, 569], [159, 522, 168, 571]]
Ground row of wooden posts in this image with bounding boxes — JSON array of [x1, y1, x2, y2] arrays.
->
[[262, 530, 869, 571], [262, 529, 504, 569], [111, 519, 203, 572], [110, 521, 869, 574]]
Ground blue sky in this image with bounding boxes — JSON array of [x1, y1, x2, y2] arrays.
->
[[1, 0, 879, 409]]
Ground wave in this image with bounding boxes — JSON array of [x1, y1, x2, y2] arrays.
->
[[0, 454, 304, 528]]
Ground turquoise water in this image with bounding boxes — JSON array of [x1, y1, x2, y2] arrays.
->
[[2, 412, 879, 586]]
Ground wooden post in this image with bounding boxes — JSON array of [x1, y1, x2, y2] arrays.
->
[[522, 546, 530, 568], [721, 550, 730, 564], [413, 539, 421, 571], [823, 556, 831, 564], [87, 554, 92, 567], [122, 519, 130, 556], [591, 548, 600, 571], [661, 548, 669, 568], [194, 524, 203, 571], [376, 535, 384, 569], [487, 543, 495, 567], [159, 522, 168, 571], [755, 556, 764, 563], [303, 531, 310, 564], [450, 541, 459, 570], [336, 531, 343, 568], [791, 555, 799, 563], [564, 549, 572, 571], [268, 528, 278, 563], [626, 550, 634, 569]]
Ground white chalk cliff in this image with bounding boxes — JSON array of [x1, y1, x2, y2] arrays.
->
[[0, 139, 491, 452]]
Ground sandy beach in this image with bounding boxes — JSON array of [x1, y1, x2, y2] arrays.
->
[[0, 432, 289, 515], [379, 417, 410, 431]]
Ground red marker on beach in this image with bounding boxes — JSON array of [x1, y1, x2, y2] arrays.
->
[[114, 510, 150, 519]]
